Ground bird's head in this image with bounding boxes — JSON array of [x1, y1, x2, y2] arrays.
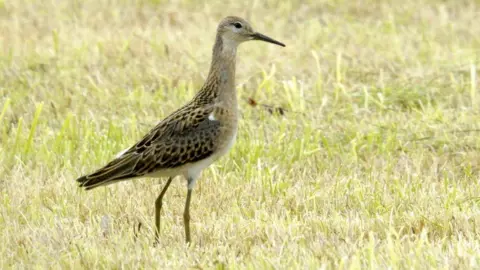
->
[[216, 16, 285, 49]]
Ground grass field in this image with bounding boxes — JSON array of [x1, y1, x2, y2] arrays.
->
[[2, 0, 480, 268]]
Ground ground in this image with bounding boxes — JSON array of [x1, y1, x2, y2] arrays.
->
[[1, 0, 480, 268]]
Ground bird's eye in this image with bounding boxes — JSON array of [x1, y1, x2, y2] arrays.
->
[[233, 22, 242, 29]]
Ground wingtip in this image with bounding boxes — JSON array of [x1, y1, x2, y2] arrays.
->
[[75, 173, 117, 190], [76, 175, 89, 188], [76, 175, 86, 182]]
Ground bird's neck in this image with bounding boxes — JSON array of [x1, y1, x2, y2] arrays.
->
[[196, 34, 238, 108]]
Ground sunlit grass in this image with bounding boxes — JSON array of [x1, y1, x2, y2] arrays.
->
[[1, 0, 480, 268]]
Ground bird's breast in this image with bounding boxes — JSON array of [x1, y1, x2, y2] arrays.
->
[[211, 106, 238, 157]]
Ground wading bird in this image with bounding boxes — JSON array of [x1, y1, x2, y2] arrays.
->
[[76, 16, 285, 244]]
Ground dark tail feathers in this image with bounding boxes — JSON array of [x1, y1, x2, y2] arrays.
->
[[76, 154, 140, 190]]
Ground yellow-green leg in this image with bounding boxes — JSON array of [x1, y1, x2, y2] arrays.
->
[[154, 177, 173, 244], [183, 188, 193, 243]]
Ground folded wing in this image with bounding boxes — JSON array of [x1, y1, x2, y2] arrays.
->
[[76, 105, 220, 190]]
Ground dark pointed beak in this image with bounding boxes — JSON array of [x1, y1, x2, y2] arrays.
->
[[251, 32, 285, 47]]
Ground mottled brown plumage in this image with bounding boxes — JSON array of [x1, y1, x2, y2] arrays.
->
[[76, 16, 285, 244]]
